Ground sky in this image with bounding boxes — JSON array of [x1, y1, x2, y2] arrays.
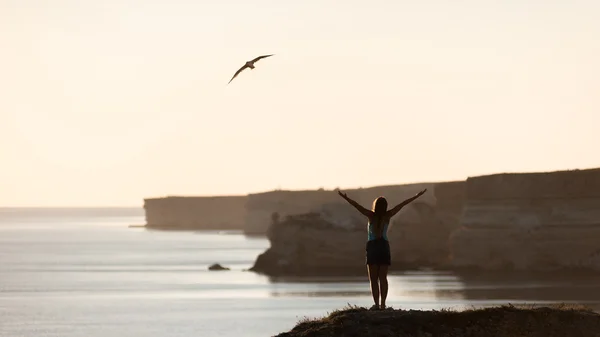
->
[[1, 0, 599, 207]]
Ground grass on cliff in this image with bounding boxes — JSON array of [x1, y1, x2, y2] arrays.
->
[[276, 303, 600, 337]]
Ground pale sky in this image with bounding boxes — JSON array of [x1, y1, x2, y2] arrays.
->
[[1, 0, 599, 207]]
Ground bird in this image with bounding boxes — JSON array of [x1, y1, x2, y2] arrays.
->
[[227, 54, 274, 84]]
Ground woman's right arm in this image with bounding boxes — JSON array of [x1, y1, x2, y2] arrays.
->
[[337, 190, 373, 218]]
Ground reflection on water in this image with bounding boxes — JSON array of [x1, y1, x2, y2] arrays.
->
[[264, 270, 600, 311], [439, 271, 600, 311]]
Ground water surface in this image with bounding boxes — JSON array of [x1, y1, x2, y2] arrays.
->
[[2, 208, 599, 337]]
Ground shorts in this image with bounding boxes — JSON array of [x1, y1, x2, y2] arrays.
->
[[366, 238, 391, 266]]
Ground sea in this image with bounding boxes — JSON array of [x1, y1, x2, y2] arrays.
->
[[2, 208, 600, 337]]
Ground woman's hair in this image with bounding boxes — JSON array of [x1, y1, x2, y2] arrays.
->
[[371, 197, 388, 237], [372, 196, 388, 216]]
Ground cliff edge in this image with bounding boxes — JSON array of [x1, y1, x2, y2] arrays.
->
[[275, 304, 600, 337]]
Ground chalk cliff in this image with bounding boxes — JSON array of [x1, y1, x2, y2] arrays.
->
[[143, 196, 247, 230], [449, 168, 600, 271]]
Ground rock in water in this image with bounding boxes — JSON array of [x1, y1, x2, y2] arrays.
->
[[208, 263, 230, 271]]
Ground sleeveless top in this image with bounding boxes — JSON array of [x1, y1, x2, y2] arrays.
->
[[367, 217, 389, 241]]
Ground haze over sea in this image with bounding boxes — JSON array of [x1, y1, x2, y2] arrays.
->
[[2, 208, 600, 337]]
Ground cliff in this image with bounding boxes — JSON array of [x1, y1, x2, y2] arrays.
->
[[143, 195, 247, 230], [141, 183, 437, 233], [275, 304, 600, 337], [449, 168, 600, 271], [250, 181, 465, 276], [250, 213, 369, 276], [433, 180, 467, 227], [244, 183, 436, 235]]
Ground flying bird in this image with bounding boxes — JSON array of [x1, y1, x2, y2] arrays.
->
[[227, 54, 274, 84]]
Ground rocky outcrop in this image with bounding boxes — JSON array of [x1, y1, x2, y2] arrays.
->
[[250, 213, 368, 276], [249, 183, 463, 276], [449, 168, 600, 271], [275, 305, 600, 337], [143, 196, 247, 230], [208, 263, 230, 271]]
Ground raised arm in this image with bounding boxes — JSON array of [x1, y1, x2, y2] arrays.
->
[[337, 190, 373, 218], [386, 189, 427, 217]]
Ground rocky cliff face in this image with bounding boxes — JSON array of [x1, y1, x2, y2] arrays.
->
[[449, 168, 600, 271], [251, 213, 367, 276], [143, 196, 247, 230], [250, 183, 464, 276], [433, 181, 467, 228]]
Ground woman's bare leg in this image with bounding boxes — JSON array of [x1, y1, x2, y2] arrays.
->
[[367, 265, 380, 308], [378, 265, 389, 309]]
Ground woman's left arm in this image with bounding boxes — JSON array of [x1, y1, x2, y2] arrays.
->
[[386, 189, 427, 217]]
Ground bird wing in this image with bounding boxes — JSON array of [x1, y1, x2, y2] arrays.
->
[[251, 54, 274, 63], [228, 64, 249, 84]]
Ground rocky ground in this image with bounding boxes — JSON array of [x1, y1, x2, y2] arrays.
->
[[275, 304, 600, 337]]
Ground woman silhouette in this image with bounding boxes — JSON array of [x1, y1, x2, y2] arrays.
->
[[337, 188, 427, 310]]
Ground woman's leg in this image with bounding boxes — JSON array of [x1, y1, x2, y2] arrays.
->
[[378, 265, 389, 309], [367, 264, 380, 308]]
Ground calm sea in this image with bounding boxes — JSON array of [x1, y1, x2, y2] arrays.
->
[[2, 208, 600, 337]]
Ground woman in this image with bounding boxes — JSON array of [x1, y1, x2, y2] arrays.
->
[[337, 188, 427, 310]]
